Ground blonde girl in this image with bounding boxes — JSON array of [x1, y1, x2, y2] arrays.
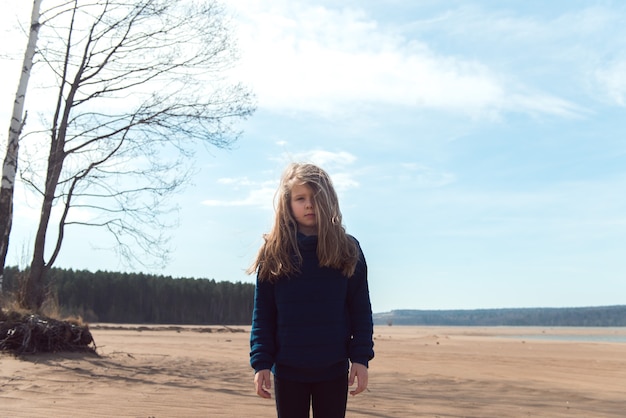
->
[[249, 163, 374, 418]]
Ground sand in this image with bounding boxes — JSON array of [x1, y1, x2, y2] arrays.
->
[[1, 325, 625, 417]]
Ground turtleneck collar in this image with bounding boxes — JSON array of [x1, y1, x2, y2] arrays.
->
[[297, 231, 318, 251]]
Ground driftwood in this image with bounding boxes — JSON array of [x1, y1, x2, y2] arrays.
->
[[0, 312, 96, 355]]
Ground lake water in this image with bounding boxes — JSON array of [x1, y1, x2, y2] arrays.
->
[[504, 333, 626, 343]]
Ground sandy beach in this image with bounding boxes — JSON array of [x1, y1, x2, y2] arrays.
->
[[1, 325, 625, 417]]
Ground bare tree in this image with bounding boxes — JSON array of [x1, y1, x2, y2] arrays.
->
[[1, 0, 43, 294], [17, 0, 255, 311]]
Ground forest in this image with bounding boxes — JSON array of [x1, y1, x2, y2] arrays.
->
[[3, 266, 625, 327], [1, 267, 254, 325]]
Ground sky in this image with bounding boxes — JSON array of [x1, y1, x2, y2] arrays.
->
[[2, 0, 626, 313]]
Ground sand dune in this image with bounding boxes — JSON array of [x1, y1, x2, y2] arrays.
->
[[1, 325, 625, 417]]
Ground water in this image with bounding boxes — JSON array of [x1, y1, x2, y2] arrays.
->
[[505, 333, 626, 343]]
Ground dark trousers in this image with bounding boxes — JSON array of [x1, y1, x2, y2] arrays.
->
[[274, 374, 348, 418]]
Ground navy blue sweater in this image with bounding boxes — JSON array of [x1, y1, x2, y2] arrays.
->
[[250, 233, 374, 382]]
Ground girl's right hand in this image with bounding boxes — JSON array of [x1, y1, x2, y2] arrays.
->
[[254, 369, 272, 399]]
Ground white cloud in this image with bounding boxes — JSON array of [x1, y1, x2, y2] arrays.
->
[[217, 176, 256, 186], [281, 149, 360, 191], [330, 172, 359, 192], [202, 185, 276, 209], [595, 60, 626, 106], [229, 1, 584, 119], [285, 150, 357, 168], [504, 91, 588, 118], [404, 4, 624, 115], [391, 163, 456, 188], [203, 148, 361, 207]]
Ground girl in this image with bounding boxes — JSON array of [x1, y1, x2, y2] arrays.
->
[[248, 163, 374, 418]]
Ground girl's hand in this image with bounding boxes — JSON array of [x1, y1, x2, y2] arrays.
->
[[254, 369, 272, 399], [348, 362, 369, 396]]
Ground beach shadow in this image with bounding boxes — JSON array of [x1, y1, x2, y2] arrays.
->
[[17, 349, 253, 396]]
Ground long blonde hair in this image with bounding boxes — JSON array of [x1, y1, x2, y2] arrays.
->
[[247, 163, 359, 282]]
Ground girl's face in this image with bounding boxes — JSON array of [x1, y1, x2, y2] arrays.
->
[[290, 183, 317, 235]]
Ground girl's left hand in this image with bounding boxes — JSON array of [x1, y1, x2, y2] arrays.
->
[[254, 369, 272, 399], [348, 362, 368, 396]]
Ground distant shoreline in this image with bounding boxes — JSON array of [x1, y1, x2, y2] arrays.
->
[[374, 305, 626, 327]]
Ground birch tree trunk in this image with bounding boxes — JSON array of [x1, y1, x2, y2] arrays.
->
[[0, 0, 43, 293]]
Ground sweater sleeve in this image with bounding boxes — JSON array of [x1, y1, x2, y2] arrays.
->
[[249, 276, 277, 373], [348, 242, 375, 367]]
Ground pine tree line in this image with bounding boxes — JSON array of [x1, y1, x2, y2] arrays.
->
[[2, 267, 254, 325]]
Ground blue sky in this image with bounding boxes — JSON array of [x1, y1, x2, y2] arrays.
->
[[2, 0, 626, 313]]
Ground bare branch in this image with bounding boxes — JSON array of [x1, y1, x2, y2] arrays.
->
[[16, 0, 255, 309]]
